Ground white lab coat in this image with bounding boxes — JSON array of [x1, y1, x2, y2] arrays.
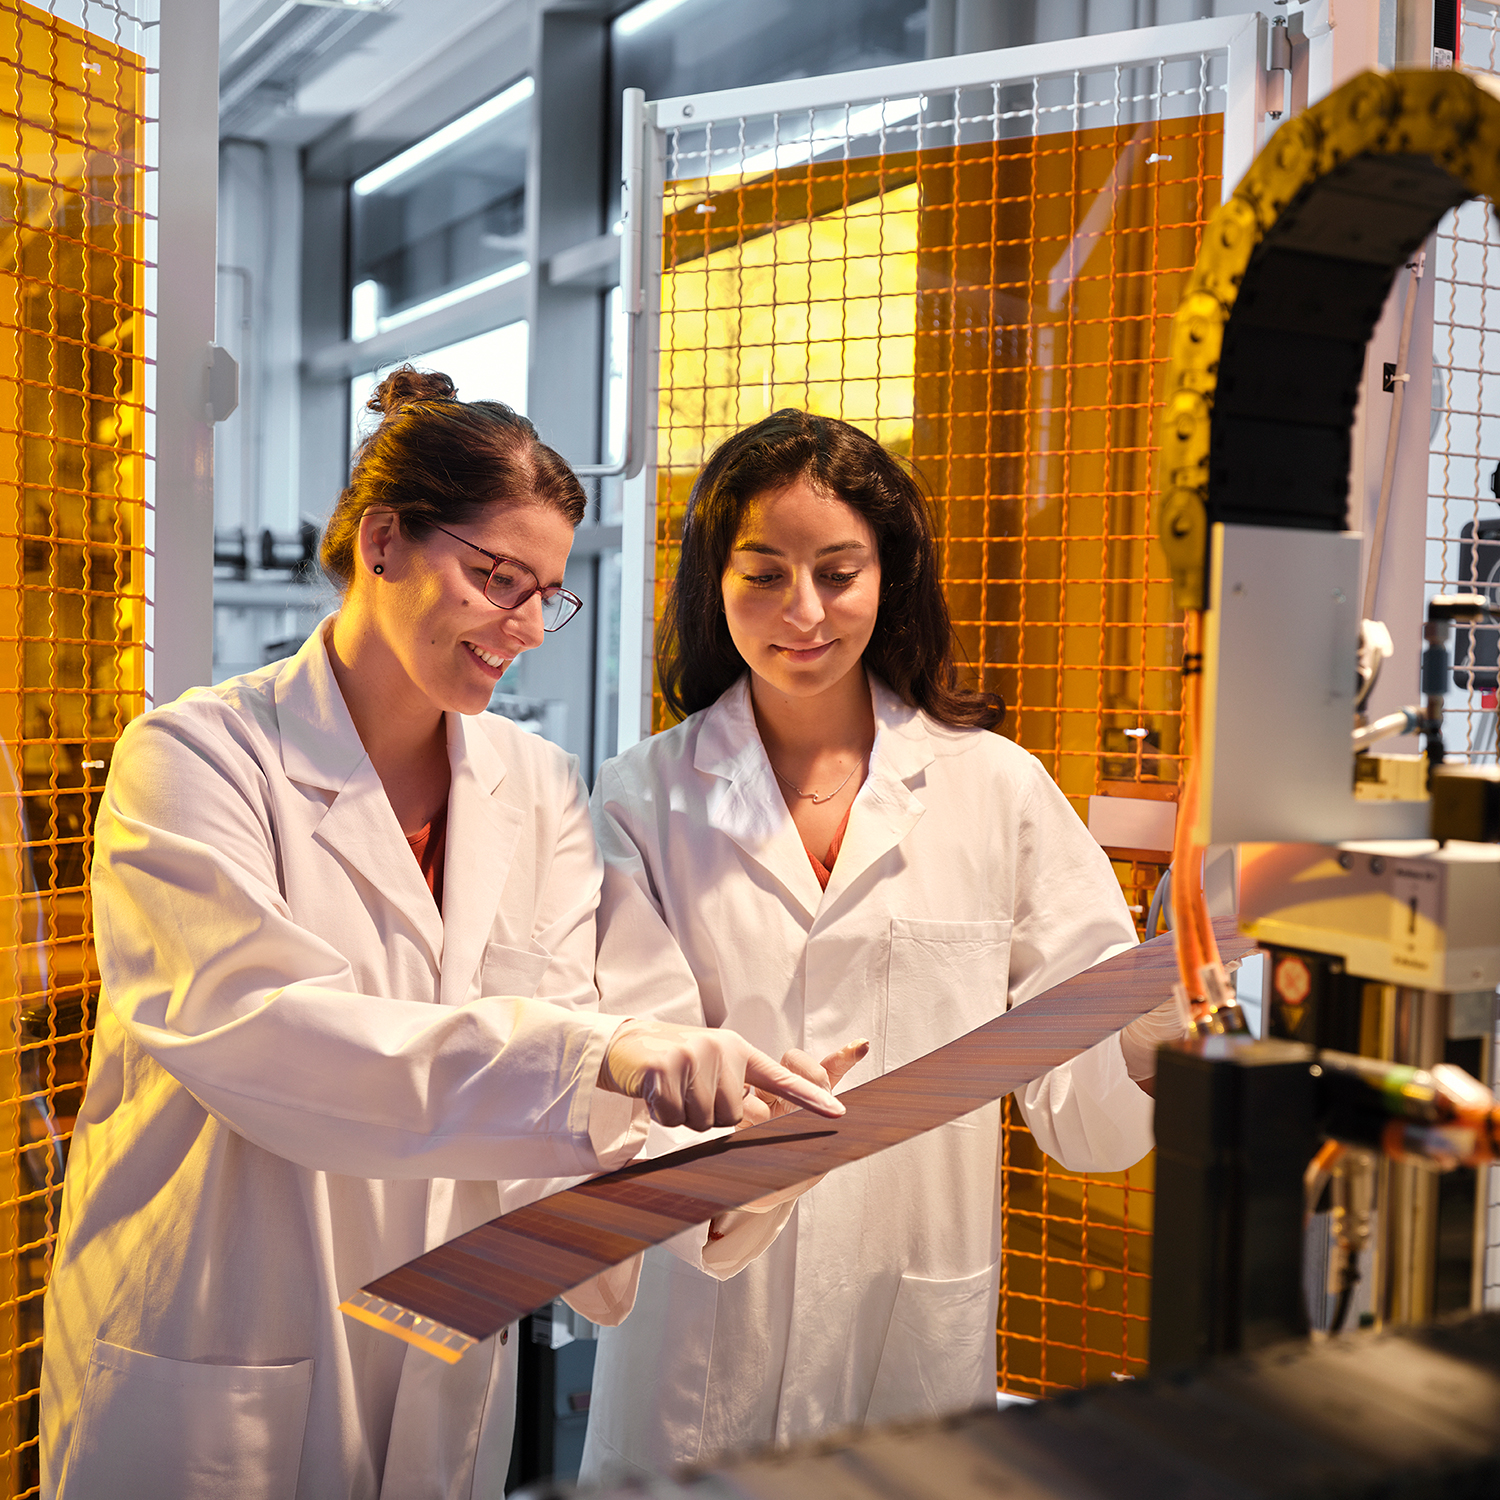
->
[[581, 674, 1153, 1477], [39, 625, 647, 1500]]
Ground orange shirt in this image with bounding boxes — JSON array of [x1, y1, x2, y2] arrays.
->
[[804, 804, 853, 891], [405, 803, 448, 912]]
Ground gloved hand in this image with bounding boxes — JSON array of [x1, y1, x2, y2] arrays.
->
[[733, 1037, 871, 1132], [1119, 998, 1190, 1083], [599, 1018, 845, 1130], [755, 1038, 870, 1120]]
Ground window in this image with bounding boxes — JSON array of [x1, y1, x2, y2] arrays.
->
[[349, 78, 533, 341], [349, 321, 530, 455]]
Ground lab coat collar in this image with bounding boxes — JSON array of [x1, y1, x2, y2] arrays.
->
[[439, 711, 525, 1007], [819, 676, 933, 913], [694, 676, 823, 920], [273, 628, 446, 967], [273, 621, 511, 795], [273, 623, 368, 795], [272, 621, 522, 982], [693, 673, 934, 923]]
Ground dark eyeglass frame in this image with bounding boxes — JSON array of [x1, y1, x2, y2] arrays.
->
[[426, 520, 583, 632]]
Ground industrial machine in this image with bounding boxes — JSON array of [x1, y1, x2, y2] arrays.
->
[[559, 1310, 1500, 1500], [1146, 63, 1500, 1369]]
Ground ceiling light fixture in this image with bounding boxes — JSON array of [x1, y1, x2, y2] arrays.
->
[[353, 76, 534, 198], [219, 0, 393, 132], [614, 0, 695, 39], [370, 262, 531, 339]]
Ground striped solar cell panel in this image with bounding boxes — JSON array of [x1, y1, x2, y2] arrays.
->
[[343, 918, 1256, 1362]]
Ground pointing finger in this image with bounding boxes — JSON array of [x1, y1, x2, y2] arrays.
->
[[745, 1050, 844, 1118]]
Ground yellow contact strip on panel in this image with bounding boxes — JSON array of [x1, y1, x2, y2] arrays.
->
[[339, 1289, 477, 1366]]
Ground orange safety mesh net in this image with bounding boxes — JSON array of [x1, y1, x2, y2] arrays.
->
[[652, 95, 1221, 1396], [0, 2, 148, 1489]]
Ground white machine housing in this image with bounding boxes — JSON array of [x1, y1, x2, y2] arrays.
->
[[1197, 523, 1430, 846], [1239, 839, 1500, 993]]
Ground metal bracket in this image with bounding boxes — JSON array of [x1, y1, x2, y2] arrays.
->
[[1266, 14, 1291, 119], [205, 343, 240, 424]]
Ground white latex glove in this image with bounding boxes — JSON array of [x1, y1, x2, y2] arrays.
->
[[599, 1017, 845, 1130], [1119, 998, 1190, 1082]]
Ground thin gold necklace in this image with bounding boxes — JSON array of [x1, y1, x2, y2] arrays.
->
[[772, 757, 864, 805]]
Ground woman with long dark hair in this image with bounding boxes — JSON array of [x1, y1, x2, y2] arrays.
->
[[582, 408, 1176, 1476], [38, 371, 838, 1500]]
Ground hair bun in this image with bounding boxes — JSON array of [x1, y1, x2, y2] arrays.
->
[[368, 364, 458, 414]]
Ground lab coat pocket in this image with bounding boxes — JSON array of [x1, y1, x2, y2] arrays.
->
[[864, 1262, 999, 1427], [479, 939, 552, 1000], [59, 1339, 312, 1500], [885, 918, 1012, 1071]]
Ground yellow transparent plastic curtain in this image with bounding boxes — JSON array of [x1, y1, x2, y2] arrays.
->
[[656, 163, 921, 655], [655, 110, 1220, 1396], [0, 4, 147, 1490]]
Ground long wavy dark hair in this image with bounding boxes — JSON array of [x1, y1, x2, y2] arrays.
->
[[658, 409, 1004, 731]]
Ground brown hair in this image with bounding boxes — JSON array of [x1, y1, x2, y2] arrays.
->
[[320, 365, 587, 589], [659, 409, 1004, 731]]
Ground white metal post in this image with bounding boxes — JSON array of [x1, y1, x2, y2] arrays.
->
[[149, 0, 221, 705], [615, 102, 663, 753], [647, 15, 1262, 133], [1224, 11, 1270, 196]]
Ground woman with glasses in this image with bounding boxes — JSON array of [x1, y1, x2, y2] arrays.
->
[[39, 369, 840, 1500], [581, 409, 1175, 1479]]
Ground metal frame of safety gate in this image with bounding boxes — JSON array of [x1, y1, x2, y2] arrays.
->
[[611, 9, 1278, 753]]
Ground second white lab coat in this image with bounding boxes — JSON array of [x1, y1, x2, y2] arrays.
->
[[39, 625, 646, 1500], [581, 674, 1152, 1477]]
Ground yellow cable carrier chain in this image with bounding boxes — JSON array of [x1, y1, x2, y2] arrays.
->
[[1158, 68, 1500, 611]]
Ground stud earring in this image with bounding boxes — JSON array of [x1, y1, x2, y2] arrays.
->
[[373, 564, 384, 575]]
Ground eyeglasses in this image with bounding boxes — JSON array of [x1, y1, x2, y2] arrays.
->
[[427, 520, 584, 632]]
